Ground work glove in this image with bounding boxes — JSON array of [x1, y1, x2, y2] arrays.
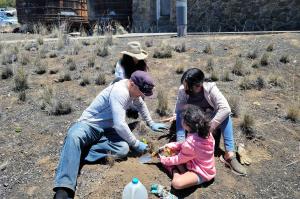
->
[[132, 140, 149, 154], [176, 130, 186, 142], [237, 143, 252, 165], [150, 122, 168, 132]]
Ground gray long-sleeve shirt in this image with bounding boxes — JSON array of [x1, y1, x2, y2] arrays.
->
[[78, 79, 154, 146]]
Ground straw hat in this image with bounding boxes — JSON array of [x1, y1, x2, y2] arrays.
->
[[121, 41, 148, 60]]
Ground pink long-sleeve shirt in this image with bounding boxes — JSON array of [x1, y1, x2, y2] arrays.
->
[[160, 133, 216, 181]]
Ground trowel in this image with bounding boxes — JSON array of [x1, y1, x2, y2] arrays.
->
[[138, 150, 160, 164]]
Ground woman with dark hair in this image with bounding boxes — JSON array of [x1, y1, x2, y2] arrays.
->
[[175, 68, 247, 175], [115, 41, 149, 80]]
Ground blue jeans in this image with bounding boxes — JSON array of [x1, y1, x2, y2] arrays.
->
[[54, 121, 129, 192], [176, 114, 235, 152]]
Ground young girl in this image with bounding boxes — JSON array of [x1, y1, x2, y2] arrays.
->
[[159, 105, 216, 189]]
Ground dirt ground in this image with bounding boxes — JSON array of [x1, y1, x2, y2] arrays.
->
[[0, 32, 299, 199]]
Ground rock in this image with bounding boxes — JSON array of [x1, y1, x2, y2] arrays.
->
[[3, 182, 8, 187], [0, 161, 8, 171]]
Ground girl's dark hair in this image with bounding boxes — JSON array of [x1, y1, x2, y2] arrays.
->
[[180, 68, 205, 95], [182, 105, 210, 138], [120, 54, 148, 78]]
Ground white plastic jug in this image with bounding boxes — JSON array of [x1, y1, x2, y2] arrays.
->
[[122, 177, 148, 199]]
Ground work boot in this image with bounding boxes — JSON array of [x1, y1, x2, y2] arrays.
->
[[220, 155, 247, 176], [54, 187, 74, 199]]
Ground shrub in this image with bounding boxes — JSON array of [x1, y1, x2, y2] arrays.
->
[[14, 67, 28, 91], [1, 66, 13, 79], [228, 96, 240, 117], [95, 73, 106, 85], [279, 55, 290, 64], [268, 75, 285, 88], [232, 58, 249, 76], [96, 43, 109, 57], [286, 105, 299, 122], [153, 43, 172, 58], [88, 55, 96, 68], [57, 34, 69, 50], [266, 43, 274, 52], [240, 114, 256, 139], [145, 40, 153, 47], [34, 56, 47, 74], [80, 76, 90, 86], [38, 46, 48, 59], [203, 43, 213, 54], [156, 88, 169, 116], [175, 65, 184, 74], [24, 42, 34, 51], [206, 58, 214, 71], [247, 49, 258, 59], [174, 42, 186, 53], [260, 53, 269, 66]]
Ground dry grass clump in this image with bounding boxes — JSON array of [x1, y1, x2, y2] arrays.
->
[[239, 76, 266, 90], [156, 88, 169, 116], [88, 55, 96, 68], [18, 91, 26, 102], [268, 75, 285, 88], [209, 70, 219, 81], [1, 66, 13, 79], [251, 61, 259, 69], [266, 43, 274, 52], [14, 67, 28, 91], [24, 42, 35, 51], [38, 46, 48, 59], [80, 76, 90, 86], [145, 40, 153, 47], [33, 23, 48, 35], [58, 72, 71, 82], [49, 68, 59, 75], [206, 58, 214, 72], [240, 114, 256, 139], [40, 86, 72, 115], [66, 57, 76, 71], [228, 96, 240, 117], [34, 56, 47, 74], [221, 70, 232, 82], [137, 122, 149, 136], [49, 51, 58, 58], [260, 53, 269, 66], [95, 73, 106, 85], [279, 55, 290, 64], [175, 65, 185, 74], [255, 75, 266, 90], [19, 51, 30, 65], [232, 58, 249, 76], [103, 34, 113, 46], [96, 42, 110, 57], [203, 43, 213, 54], [174, 42, 186, 53], [71, 41, 81, 55], [0, 42, 3, 54], [82, 40, 90, 46], [1, 47, 18, 65], [153, 42, 172, 58], [106, 152, 115, 168], [36, 36, 44, 45], [239, 77, 254, 90], [57, 34, 70, 50], [286, 104, 299, 122], [247, 49, 258, 59]]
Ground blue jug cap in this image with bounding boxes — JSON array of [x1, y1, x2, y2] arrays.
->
[[132, 178, 139, 184]]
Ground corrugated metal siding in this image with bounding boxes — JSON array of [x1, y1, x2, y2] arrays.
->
[[16, 0, 88, 25]]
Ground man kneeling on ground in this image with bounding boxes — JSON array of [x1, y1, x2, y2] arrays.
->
[[53, 71, 168, 199]]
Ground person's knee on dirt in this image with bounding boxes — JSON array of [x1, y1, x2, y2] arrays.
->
[[175, 68, 246, 175], [159, 105, 216, 189], [54, 71, 168, 197]]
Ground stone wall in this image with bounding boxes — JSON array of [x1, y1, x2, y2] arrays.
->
[[187, 0, 300, 32]]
